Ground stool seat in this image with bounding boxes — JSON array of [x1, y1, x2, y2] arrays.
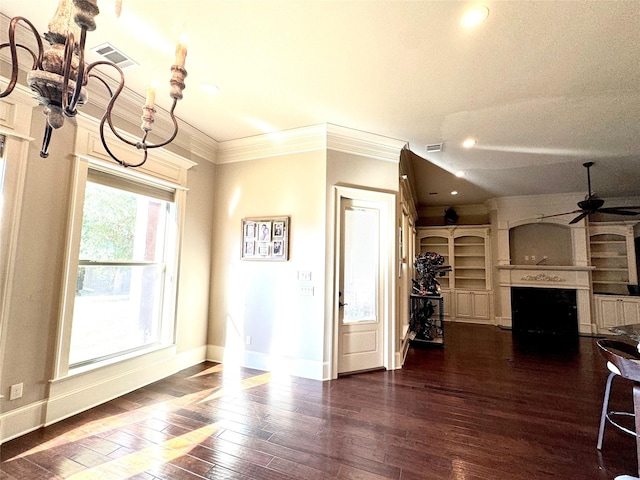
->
[[599, 339, 640, 382], [597, 339, 640, 451]]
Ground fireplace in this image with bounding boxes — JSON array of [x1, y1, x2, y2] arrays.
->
[[511, 287, 578, 338]]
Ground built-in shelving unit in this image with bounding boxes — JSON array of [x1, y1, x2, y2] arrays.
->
[[589, 223, 639, 296], [454, 236, 487, 290], [418, 235, 450, 289], [415, 226, 492, 323]]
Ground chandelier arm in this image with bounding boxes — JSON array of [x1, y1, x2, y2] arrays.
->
[[60, 31, 76, 116], [142, 98, 180, 150], [98, 115, 148, 168], [62, 28, 89, 117], [87, 74, 114, 97], [86, 61, 138, 148], [0, 16, 44, 98], [88, 61, 149, 168]]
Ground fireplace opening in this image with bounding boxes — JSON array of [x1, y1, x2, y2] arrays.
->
[[511, 287, 578, 340]]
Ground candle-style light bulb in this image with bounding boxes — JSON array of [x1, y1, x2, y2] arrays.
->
[[145, 80, 157, 109], [175, 33, 188, 68]]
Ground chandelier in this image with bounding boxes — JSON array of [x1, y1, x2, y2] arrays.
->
[[0, 0, 187, 168]]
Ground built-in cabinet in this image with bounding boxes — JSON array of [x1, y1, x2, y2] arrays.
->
[[416, 226, 492, 323], [589, 222, 640, 333], [594, 295, 640, 329], [454, 290, 490, 320], [589, 222, 639, 296]]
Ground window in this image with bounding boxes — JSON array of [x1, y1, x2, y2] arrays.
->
[[68, 169, 178, 367], [54, 158, 182, 375]]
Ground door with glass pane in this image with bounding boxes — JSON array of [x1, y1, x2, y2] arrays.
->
[[338, 197, 384, 374]]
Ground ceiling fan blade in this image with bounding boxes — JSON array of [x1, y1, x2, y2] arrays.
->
[[537, 209, 583, 220], [597, 208, 640, 216], [599, 205, 640, 212], [569, 211, 590, 224]]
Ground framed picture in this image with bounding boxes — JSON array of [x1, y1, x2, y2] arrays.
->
[[241, 216, 289, 261]]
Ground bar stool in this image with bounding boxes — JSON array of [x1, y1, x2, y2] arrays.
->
[[596, 338, 640, 480], [597, 339, 640, 450], [596, 339, 640, 450]]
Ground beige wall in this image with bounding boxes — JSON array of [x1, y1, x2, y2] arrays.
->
[[209, 150, 327, 377], [1, 111, 74, 408], [0, 107, 215, 419], [209, 142, 402, 379]]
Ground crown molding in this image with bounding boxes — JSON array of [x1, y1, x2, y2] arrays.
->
[[217, 123, 407, 164], [326, 124, 406, 163], [216, 124, 326, 164]]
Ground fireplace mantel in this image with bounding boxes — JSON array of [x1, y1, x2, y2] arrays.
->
[[497, 265, 595, 272]]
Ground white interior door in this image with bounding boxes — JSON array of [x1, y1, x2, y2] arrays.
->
[[337, 197, 385, 374]]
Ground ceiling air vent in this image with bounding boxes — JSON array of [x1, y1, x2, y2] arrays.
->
[[91, 43, 138, 70], [426, 143, 443, 153]]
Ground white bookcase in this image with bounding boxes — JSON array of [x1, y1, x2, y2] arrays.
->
[[416, 226, 492, 323], [589, 222, 639, 296]]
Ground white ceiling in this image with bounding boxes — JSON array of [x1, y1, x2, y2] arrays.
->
[[2, 1, 640, 209]]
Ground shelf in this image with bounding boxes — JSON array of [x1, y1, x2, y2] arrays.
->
[[593, 280, 630, 285]]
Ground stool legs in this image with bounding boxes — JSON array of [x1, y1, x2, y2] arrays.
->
[[598, 371, 616, 450]]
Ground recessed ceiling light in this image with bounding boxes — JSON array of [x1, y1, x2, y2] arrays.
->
[[455, 170, 465, 178], [451, 191, 458, 196], [201, 83, 220, 95], [461, 6, 489, 28], [462, 138, 477, 149]]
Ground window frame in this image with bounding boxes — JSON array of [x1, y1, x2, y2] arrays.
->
[[54, 155, 187, 378]]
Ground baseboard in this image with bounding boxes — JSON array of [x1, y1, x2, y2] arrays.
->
[[0, 400, 47, 444], [448, 317, 494, 325], [207, 344, 325, 381], [0, 345, 207, 444]]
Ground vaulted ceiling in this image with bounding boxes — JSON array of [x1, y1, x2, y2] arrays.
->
[[2, 1, 639, 209]]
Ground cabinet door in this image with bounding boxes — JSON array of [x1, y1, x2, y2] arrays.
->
[[598, 297, 621, 329], [440, 289, 451, 318], [472, 291, 490, 319], [455, 291, 473, 318], [621, 299, 640, 325]]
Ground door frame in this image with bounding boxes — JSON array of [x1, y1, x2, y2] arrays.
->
[[330, 185, 397, 379]]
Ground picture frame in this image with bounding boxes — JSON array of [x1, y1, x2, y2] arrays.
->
[[241, 216, 289, 261]]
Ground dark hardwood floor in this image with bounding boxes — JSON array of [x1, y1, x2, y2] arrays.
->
[[1, 323, 637, 479]]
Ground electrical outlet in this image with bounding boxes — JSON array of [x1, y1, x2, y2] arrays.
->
[[9, 383, 23, 400], [245, 336, 251, 345], [300, 286, 314, 296]]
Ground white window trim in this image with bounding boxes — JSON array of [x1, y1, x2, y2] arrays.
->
[[53, 117, 195, 380]]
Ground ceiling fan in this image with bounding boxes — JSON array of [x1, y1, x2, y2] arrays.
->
[[542, 162, 640, 224]]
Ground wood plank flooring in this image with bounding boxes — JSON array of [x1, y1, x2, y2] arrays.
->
[[1, 323, 637, 479]]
